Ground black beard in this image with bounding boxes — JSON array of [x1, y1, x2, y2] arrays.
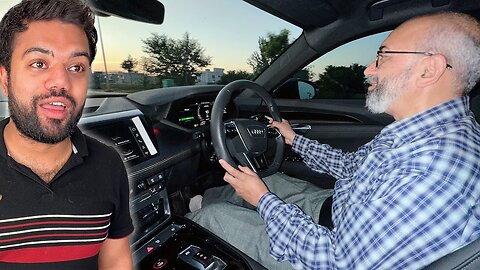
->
[[7, 78, 83, 144]]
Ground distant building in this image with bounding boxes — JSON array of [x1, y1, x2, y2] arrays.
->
[[197, 68, 224, 85], [90, 71, 160, 89]]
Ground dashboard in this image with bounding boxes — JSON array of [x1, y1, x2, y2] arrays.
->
[[75, 88, 230, 254]]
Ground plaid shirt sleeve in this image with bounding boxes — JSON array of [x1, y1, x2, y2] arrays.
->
[[258, 97, 480, 270]]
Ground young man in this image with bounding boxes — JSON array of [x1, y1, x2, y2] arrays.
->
[[0, 0, 133, 269], [188, 12, 480, 270]]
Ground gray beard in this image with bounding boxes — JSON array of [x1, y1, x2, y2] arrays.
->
[[365, 68, 412, 114]]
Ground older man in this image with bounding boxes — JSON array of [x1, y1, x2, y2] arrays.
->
[[189, 12, 480, 270]]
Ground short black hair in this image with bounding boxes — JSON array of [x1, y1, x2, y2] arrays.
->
[[0, 0, 97, 72]]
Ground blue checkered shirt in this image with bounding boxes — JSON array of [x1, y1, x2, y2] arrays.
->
[[257, 96, 480, 270]]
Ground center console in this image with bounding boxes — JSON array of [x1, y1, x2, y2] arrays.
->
[[134, 217, 261, 270], [79, 110, 266, 270]]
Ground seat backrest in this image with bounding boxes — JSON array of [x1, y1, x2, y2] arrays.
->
[[470, 81, 480, 123], [423, 238, 480, 270]]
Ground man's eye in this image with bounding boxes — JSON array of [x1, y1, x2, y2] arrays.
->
[[68, 65, 85, 72], [30, 61, 47, 69]]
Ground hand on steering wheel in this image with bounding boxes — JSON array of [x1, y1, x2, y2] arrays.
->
[[210, 80, 284, 178]]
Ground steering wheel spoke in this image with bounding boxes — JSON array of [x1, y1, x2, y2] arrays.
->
[[267, 126, 281, 138], [230, 152, 268, 173], [249, 153, 269, 172], [211, 80, 285, 177]]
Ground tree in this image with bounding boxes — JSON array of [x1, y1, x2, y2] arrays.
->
[[315, 64, 368, 99], [218, 70, 252, 85], [142, 32, 211, 86], [292, 65, 314, 80], [247, 29, 290, 76], [120, 55, 137, 72]]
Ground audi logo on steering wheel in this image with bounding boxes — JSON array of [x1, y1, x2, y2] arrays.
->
[[247, 126, 265, 137]]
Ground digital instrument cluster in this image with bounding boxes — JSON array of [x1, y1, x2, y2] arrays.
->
[[174, 100, 228, 129]]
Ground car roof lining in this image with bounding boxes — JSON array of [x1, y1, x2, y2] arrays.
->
[[243, 0, 338, 30], [245, 0, 480, 93]]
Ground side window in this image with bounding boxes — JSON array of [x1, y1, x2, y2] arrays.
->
[[274, 31, 390, 100]]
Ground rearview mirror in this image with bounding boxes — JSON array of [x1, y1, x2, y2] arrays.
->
[[88, 0, 165, 25]]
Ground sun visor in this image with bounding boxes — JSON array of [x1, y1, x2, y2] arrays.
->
[[244, 0, 337, 30], [88, 0, 165, 25]]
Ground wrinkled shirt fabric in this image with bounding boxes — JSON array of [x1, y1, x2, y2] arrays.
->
[[258, 96, 480, 270]]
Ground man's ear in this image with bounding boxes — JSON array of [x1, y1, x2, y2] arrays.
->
[[415, 54, 448, 88], [0, 65, 8, 97]]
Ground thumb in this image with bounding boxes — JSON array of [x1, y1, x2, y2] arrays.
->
[[238, 165, 256, 176]]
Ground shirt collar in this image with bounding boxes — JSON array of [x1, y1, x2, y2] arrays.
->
[[0, 117, 88, 159], [381, 96, 471, 143]]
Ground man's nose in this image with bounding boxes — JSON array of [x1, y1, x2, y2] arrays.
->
[[44, 64, 71, 91], [364, 60, 377, 76]]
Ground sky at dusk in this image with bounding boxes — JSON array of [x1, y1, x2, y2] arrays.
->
[[0, 0, 388, 77]]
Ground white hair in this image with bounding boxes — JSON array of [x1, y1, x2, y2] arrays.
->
[[412, 12, 480, 94]]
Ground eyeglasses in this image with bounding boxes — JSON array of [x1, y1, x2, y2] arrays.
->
[[376, 50, 453, 69]]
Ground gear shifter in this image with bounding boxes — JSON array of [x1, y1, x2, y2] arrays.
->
[[178, 245, 227, 270]]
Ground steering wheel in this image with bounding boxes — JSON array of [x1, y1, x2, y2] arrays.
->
[[210, 80, 284, 178]]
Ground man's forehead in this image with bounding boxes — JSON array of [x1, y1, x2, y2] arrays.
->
[[12, 20, 89, 56], [379, 26, 415, 50]]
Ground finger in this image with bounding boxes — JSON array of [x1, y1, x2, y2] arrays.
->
[[270, 121, 280, 128], [219, 159, 241, 177], [223, 172, 236, 184], [238, 165, 257, 176]]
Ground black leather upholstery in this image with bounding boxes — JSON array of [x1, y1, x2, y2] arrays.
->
[[423, 238, 480, 270], [318, 195, 334, 230], [469, 81, 480, 123]]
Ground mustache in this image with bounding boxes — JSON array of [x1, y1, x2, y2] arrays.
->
[[366, 75, 378, 85], [32, 88, 77, 108]]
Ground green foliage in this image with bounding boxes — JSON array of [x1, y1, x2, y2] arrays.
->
[[292, 66, 313, 80], [218, 70, 252, 85], [120, 55, 137, 72], [248, 29, 290, 76], [315, 63, 368, 99], [142, 32, 211, 86]]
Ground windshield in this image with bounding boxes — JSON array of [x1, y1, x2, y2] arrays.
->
[[0, 0, 302, 95]]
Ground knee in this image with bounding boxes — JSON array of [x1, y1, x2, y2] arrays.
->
[[187, 202, 231, 223]]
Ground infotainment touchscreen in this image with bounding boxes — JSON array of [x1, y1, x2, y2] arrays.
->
[[80, 111, 159, 167]]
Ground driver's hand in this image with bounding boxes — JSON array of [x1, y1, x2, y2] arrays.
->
[[219, 159, 268, 207], [269, 118, 296, 145]]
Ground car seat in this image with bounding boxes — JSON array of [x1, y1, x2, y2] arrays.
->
[[469, 80, 480, 123]]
